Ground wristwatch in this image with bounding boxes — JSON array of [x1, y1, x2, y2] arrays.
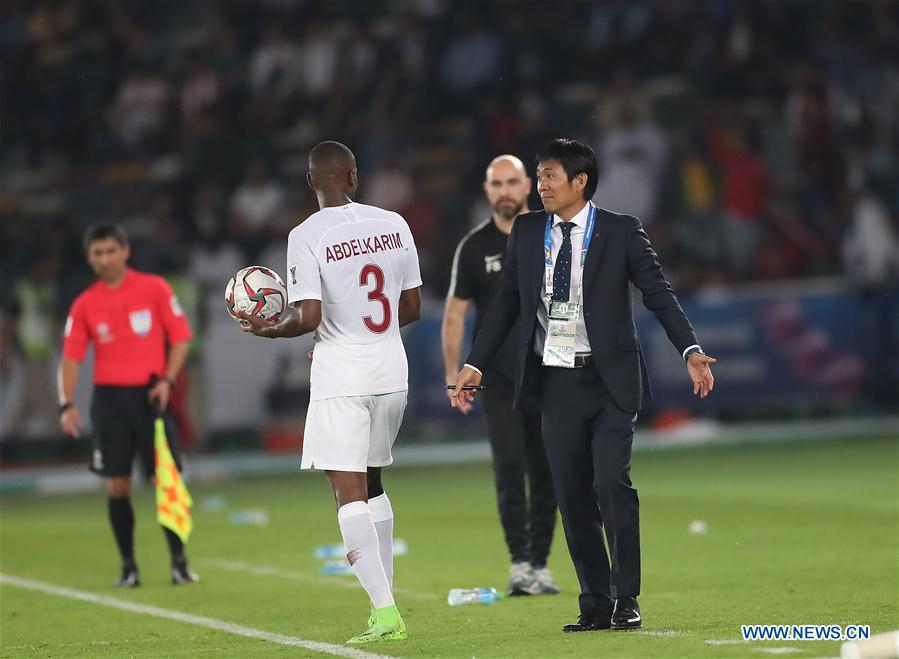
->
[[58, 401, 74, 416]]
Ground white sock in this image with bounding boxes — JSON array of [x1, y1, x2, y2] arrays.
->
[[337, 501, 394, 608], [368, 492, 395, 588]]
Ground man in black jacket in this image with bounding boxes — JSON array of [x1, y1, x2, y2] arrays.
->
[[452, 138, 716, 633]]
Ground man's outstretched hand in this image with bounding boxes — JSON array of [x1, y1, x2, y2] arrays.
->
[[687, 352, 716, 398]]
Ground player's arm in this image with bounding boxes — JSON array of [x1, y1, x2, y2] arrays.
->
[[149, 339, 191, 411], [150, 280, 193, 410], [57, 358, 83, 438], [397, 220, 423, 329], [441, 295, 470, 382], [239, 299, 322, 338], [443, 233, 475, 390], [59, 301, 89, 438], [442, 294, 473, 413], [398, 286, 422, 327]]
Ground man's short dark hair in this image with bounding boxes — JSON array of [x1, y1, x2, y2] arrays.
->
[[535, 138, 599, 200], [83, 222, 128, 252]]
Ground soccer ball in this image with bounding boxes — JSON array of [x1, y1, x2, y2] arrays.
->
[[225, 266, 287, 327]]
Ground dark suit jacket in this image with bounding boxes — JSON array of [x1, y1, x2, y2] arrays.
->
[[466, 207, 697, 413]]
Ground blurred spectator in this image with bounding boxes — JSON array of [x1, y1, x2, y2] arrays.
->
[[338, 23, 379, 99], [842, 192, 899, 287], [670, 137, 720, 267], [706, 124, 771, 276], [363, 159, 414, 211], [398, 176, 440, 288], [188, 231, 244, 325], [207, 19, 244, 95], [130, 195, 189, 274], [26, 0, 77, 67], [842, 191, 899, 407], [300, 21, 340, 98], [248, 26, 302, 98], [108, 62, 171, 154], [191, 179, 228, 238], [593, 95, 667, 224], [229, 159, 286, 259], [788, 78, 848, 252], [440, 12, 501, 91], [180, 54, 222, 123], [6, 254, 60, 436], [391, 12, 427, 84]]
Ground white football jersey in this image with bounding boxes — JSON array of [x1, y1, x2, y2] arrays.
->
[[286, 202, 422, 401]]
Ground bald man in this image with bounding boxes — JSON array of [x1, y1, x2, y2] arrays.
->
[[239, 141, 422, 644], [442, 155, 559, 596]]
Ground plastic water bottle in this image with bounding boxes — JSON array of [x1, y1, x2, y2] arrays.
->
[[447, 587, 503, 606], [229, 509, 269, 527], [313, 543, 345, 559], [320, 560, 353, 576]]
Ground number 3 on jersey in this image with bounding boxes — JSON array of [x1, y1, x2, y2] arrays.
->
[[359, 264, 391, 333]]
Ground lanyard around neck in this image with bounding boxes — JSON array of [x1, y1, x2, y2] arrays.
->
[[543, 202, 596, 300]]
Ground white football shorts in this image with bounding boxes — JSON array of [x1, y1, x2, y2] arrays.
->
[[301, 390, 407, 472]]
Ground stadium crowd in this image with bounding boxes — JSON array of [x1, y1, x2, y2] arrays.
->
[[2, 0, 898, 440]]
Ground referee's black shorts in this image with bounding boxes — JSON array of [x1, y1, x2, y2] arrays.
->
[[89, 385, 182, 480]]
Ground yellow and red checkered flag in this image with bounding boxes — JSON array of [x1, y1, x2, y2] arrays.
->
[[154, 418, 193, 543]]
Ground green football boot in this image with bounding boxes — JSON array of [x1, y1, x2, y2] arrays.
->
[[347, 604, 407, 644]]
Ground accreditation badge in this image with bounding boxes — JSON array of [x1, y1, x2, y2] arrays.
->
[[542, 317, 577, 368], [549, 300, 579, 320]]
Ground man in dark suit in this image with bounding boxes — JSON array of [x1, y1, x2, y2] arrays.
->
[[451, 138, 716, 633]]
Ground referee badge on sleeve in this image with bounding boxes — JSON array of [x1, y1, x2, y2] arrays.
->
[[169, 295, 184, 317], [129, 309, 153, 337]]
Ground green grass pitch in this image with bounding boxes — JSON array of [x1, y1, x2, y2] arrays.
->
[[2, 435, 897, 657]]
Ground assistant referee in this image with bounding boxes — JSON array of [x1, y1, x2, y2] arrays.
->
[[58, 222, 198, 587], [442, 155, 559, 596]]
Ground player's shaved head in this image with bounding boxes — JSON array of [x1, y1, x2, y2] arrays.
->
[[307, 141, 358, 207], [485, 154, 527, 181], [309, 141, 356, 175]]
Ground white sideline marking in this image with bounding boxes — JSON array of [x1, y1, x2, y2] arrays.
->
[[706, 639, 750, 645], [0, 573, 395, 659], [755, 649, 804, 655], [202, 559, 440, 601], [638, 630, 686, 637]]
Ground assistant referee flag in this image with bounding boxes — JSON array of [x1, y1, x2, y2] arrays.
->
[[155, 418, 193, 542]]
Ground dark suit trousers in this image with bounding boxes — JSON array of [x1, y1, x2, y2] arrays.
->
[[482, 379, 557, 566], [538, 363, 641, 617]]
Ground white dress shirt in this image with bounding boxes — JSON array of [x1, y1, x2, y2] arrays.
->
[[534, 202, 593, 359]]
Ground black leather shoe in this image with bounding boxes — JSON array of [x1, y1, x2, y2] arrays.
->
[[562, 612, 612, 633], [611, 597, 641, 630]]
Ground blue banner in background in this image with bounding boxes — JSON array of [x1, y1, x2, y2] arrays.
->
[[405, 286, 899, 421]]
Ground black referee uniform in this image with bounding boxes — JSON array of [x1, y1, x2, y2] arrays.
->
[[449, 219, 557, 572]]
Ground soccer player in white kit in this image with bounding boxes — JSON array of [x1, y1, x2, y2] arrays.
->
[[238, 141, 422, 644]]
